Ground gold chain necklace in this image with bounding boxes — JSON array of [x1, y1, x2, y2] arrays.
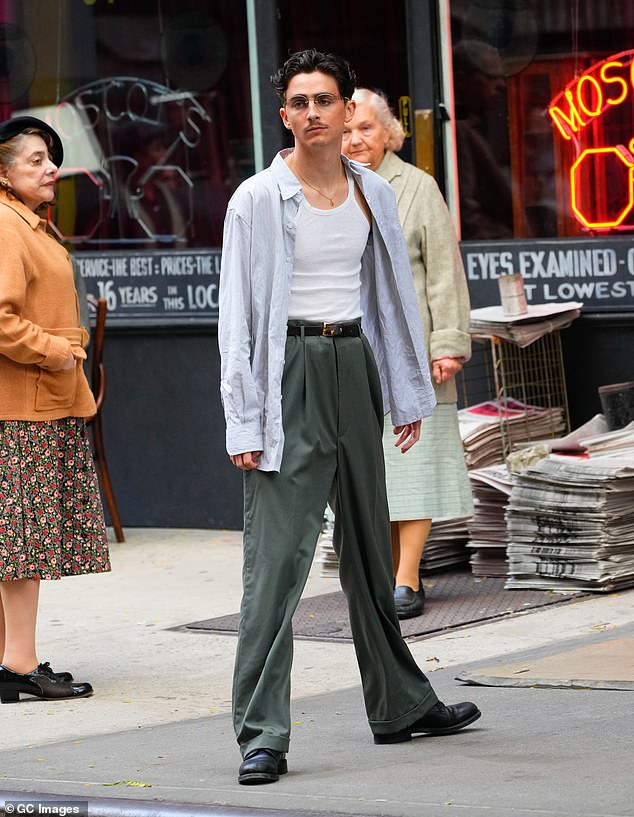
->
[[291, 161, 342, 208]]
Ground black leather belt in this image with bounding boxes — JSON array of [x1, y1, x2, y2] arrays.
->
[[287, 322, 361, 338]]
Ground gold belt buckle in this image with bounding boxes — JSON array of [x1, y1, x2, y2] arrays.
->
[[322, 322, 340, 337]]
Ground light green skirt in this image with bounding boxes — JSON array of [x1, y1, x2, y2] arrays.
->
[[383, 404, 473, 521]]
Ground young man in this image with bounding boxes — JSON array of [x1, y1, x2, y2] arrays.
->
[[218, 49, 481, 786]]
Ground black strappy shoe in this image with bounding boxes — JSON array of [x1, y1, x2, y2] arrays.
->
[[36, 661, 74, 682], [0, 664, 92, 703]]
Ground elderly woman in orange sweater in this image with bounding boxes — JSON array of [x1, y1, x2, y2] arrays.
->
[[0, 117, 110, 703]]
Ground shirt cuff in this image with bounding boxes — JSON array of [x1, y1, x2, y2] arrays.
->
[[226, 420, 264, 457]]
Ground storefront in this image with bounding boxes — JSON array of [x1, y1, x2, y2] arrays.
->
[[3, 0, 632, 528]]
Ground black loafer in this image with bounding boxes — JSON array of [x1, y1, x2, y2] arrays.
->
[[238, 748, 288, 785], [0, 665, 92, 704], [374, 700, 481, 743], [394, 584, 425, 619]]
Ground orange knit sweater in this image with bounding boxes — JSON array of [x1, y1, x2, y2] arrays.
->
[[0, 191, 96, 420]]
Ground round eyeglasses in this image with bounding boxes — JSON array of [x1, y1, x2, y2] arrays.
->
[[285, 93, 344, 112]]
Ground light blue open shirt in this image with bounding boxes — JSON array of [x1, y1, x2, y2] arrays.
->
[[218, 149, 436, 472]]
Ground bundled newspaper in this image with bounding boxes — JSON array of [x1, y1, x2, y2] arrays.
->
[[420, 517, 470, 572], [459, 398, 566, 469], [579, 421, 634, 458], [505, 455, 634, 592], [317, 506, 338, 577], [469, 302, 582, 348], [316, 510, 470, 578], [467, 464, 514, 577]]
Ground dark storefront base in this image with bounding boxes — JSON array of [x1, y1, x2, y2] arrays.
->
[[95, 327, 244, 531], [562, 313, 634, 429], [95, 314, 633, 532]]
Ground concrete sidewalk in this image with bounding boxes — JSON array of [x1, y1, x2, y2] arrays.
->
[[2, 529, 634, 817]]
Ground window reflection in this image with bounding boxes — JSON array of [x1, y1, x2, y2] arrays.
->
[[453, 41, 516, 240], [451, 0, 634, 240], [0, 0, 253, 249]]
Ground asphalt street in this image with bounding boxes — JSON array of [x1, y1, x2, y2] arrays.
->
[[1, 528, 633, 817]]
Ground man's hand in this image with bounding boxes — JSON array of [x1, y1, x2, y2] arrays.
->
[[393, 420, 421, 454], [230, 451, 262, 471], [432, 356, 464, 384]]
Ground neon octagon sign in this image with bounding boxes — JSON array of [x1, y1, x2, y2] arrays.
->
[[549, 49, 634, 231]]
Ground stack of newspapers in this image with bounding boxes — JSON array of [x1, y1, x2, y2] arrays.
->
[[317, 506, 338, 577], [580, 421, 634, 458], [469, 302, 583, 348], [467, 464, 514, 577], [505, 454, 634, 592], [420, 517, 470, 572], [459, 399, 566, 469], [316, 510, 470, 578]]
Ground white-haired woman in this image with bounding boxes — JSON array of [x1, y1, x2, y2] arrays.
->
[[0, 116, 110, 702], [343, 89, 473, 619]]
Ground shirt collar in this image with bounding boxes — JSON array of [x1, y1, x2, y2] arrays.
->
[[0, 189, 43, 230], [270, 149, 368, 200], [270, 149, 301, 200]]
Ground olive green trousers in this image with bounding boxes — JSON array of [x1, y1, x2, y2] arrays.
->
[[233, 332, 438, 757]]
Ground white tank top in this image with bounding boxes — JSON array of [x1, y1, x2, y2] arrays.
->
[[288, 170, 370, 322]]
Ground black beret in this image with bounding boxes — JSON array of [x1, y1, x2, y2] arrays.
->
[[0, 116, 64, 167]]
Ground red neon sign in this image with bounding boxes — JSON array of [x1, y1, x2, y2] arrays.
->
[[570, 147, 634, 229], [549, 50, 634, 231], [548, 50, 634, 141]]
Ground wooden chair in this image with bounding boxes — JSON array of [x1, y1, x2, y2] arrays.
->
[[87, 298, 125, 543]]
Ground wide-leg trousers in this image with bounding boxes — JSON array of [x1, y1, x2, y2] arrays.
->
[[233, 330, 438, 757]]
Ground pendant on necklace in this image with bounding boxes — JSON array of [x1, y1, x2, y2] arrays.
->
[[292, 160, 337, 208]]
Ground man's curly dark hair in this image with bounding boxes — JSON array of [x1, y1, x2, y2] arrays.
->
[[271, 48, 357, 103]]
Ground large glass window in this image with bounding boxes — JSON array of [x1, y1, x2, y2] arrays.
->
[[277, 0, 411, 159], [450, 1, 634, 240], [0, 0, 253, 249]]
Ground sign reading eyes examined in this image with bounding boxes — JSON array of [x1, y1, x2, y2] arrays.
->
[[549, 49, 634, 231], [461, 237, 634, 311]]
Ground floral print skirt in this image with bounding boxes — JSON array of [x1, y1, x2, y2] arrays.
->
[[0, 418, 111, 581]]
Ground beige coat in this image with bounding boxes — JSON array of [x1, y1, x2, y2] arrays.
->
[[376, 151, 471, 404], [0, 191, 96, 420]]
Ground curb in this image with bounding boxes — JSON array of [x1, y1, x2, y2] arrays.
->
[[0, 791, 366, 817]]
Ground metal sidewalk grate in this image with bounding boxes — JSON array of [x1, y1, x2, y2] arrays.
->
[[182, 569, 588, 642]]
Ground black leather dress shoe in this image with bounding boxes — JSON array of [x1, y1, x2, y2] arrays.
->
[[238, 748, 288, 785], [0, 665, 92, 703], [374, 700, 481, 743], [394, 584, 425, 619]]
